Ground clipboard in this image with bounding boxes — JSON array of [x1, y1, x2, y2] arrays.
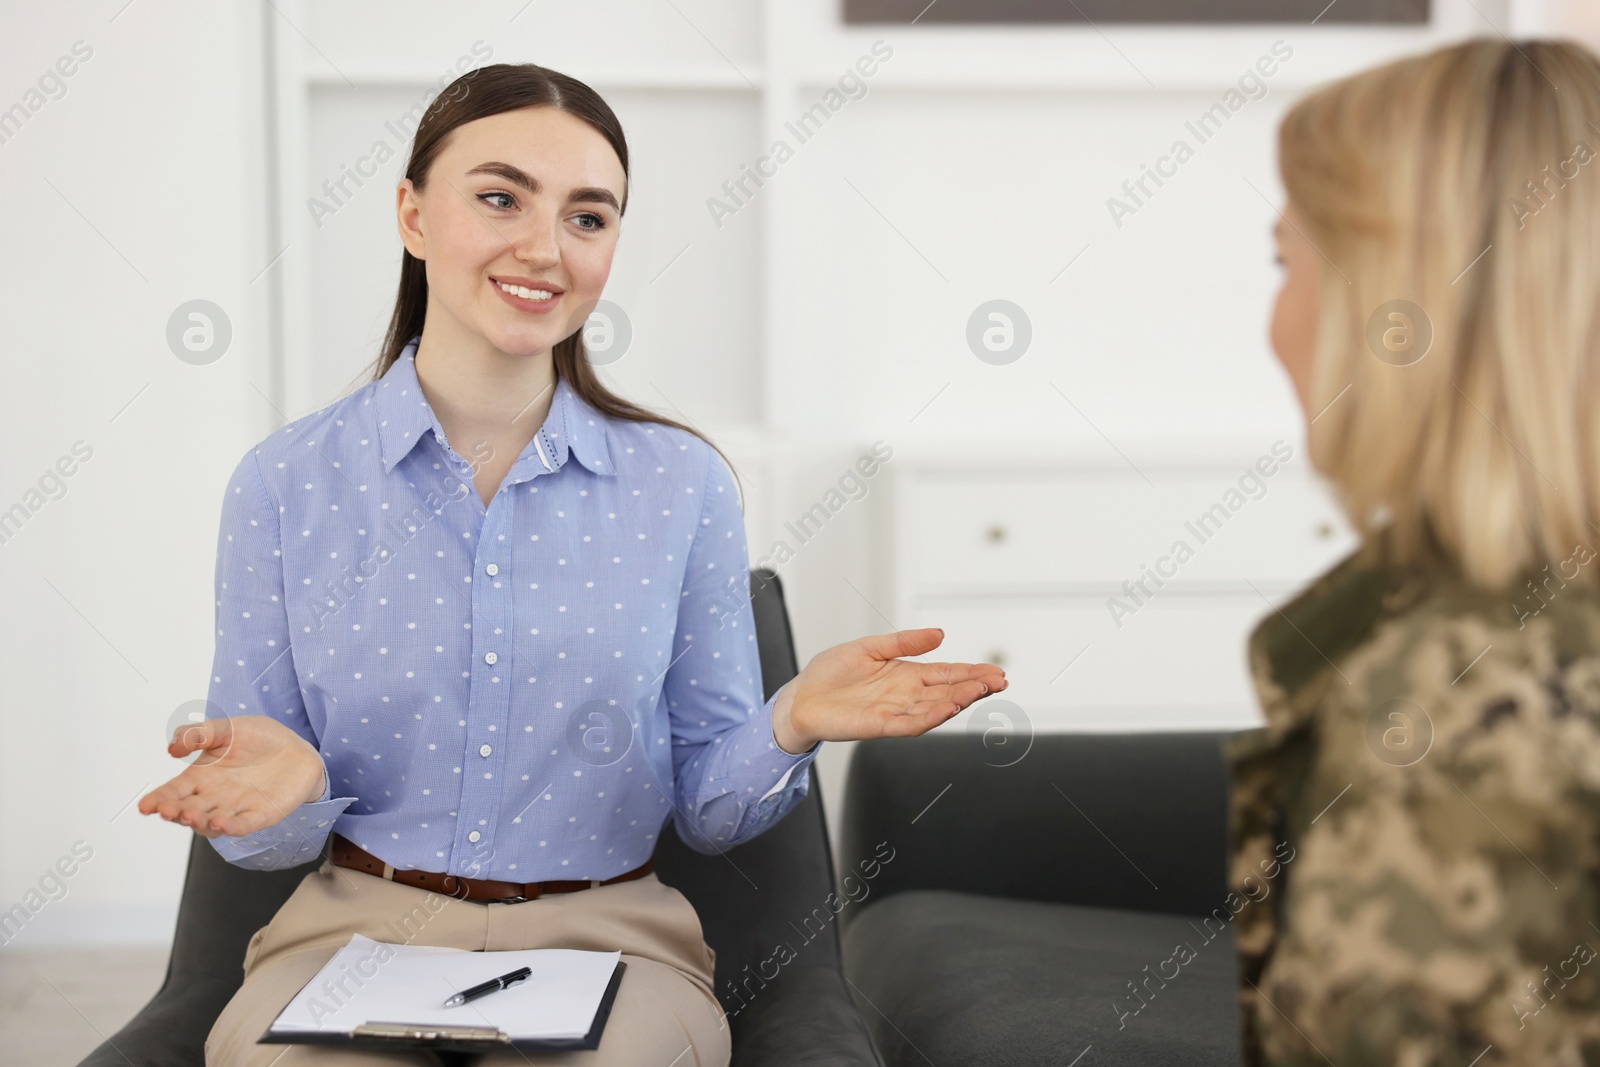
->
[[256, 958, 626, 1056]]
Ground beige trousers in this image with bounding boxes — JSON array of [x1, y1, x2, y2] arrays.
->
[[204, 857, 731, 1067]]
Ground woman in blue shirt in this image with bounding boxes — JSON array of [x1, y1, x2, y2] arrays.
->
[[139, 63, 1006, 1066]]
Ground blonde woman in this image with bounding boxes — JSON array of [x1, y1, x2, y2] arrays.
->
[[1233, 37, 1600, 1065]]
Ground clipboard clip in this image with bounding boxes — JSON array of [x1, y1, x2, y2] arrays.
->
[[353, 1022, 513, 1045]]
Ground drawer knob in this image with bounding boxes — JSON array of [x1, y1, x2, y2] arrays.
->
[[986, 524, 1007, 543]]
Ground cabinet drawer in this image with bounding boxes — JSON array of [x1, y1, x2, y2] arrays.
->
[[898, 467, 1353, 594], [910, 597, 1270, 730]]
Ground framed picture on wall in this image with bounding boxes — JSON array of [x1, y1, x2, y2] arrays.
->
[[843, 0, 1428, 24]]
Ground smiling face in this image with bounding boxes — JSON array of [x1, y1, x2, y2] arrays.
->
[[1269, 200, 1319, 419], [396, 105, 628, 359]]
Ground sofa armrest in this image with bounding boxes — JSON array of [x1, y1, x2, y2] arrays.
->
[[838, 731, 1237, 922]]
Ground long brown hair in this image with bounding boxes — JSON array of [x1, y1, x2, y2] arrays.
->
[[369, 63, 739, 492]]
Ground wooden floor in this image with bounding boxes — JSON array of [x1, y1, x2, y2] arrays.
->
[[0, 947, 170, 1067]]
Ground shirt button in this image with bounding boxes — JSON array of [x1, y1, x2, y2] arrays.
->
[[484, 651, 498, 665], [468, 831, 481, 843], [485, 563, 499, 576], [479, 744, 492, 757]]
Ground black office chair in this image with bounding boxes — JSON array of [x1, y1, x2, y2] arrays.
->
[[78, 569, 880, 1067]]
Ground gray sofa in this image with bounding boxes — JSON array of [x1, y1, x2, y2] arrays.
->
[[838, 730, 1242, 1067]]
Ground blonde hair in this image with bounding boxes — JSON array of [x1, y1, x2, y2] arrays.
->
[[1281, 37, 1600, 590]]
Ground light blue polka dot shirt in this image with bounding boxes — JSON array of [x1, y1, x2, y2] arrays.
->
[[205, 338, 818, 880]]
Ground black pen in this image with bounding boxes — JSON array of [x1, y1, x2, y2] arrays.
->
[[442, 965, 532, 1008]]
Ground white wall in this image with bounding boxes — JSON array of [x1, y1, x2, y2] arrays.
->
[[0, 2, 276, 947], [0, 0, 1541, 946]]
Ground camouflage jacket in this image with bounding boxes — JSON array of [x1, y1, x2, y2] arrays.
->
[[1228, 532, 1600, 1066]]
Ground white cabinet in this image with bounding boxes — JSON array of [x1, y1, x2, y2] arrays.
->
[[890, 454, 1358, 731]]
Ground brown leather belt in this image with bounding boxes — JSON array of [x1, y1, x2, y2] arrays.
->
[[330, 832, 653, 904]]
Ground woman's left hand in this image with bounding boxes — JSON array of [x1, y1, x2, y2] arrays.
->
[[770, 627, 1007, 754]]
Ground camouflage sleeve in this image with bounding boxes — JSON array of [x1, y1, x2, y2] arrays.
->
[[1247, 611, 1600, 1067]]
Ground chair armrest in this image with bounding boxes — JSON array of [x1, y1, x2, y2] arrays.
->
[[728, 966, 883, 1067], [76, 836, 325, 1067], [76, 979, 241, 1067]]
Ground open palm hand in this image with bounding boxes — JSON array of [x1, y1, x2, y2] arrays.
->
[[774, 627, 1008, 752], [138, 715, 326, 839]]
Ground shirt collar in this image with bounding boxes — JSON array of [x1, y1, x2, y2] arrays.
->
[[375, 336, 615, 477]]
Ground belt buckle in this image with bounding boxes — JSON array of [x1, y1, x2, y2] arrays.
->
[[494, 885, 540, 904]]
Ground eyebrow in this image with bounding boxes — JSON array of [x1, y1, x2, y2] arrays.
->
[[466, 161, 622, 212]]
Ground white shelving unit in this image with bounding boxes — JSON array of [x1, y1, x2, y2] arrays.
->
[[888, 448, 1360, 734]]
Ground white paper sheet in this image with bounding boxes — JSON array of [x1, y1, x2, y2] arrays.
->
[[268, 933, 622, 1041]]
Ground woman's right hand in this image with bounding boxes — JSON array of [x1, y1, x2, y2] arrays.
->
[[138, 715, 327, 838]]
